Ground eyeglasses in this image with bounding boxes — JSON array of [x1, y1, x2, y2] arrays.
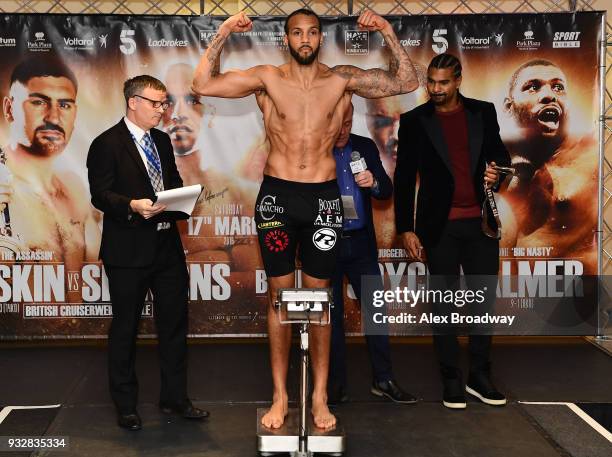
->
[[133, 94, 169, 110]]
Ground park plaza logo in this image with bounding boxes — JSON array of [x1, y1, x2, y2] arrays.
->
[[553, 31, 581, 48], [345, 30, 369, 55], [27, 32, 52, 52], [516, 30, 541, 51], [0, 36, 16, 47]]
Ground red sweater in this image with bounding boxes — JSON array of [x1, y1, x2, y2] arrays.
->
[[437, 105, 481, 220]]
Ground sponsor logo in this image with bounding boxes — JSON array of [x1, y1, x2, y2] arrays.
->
[[257, 195, 284, 221], [494, 33, 504, 47], [148, 38, 189, 48], [63, 36, 96, 50], [99, 34, 108, 48], [119, 29, 136, 55], [312, 228, 337, 251], [199, 30, 216, 50], [516, 30, 541, 51], [345, 30, 369, 55], [318, 198, 341, 213], [0, 36, 16, 47], [27, 32, 52, 52], [264, 229, 289, 252], [383, 37, 421, 48], [257, 220, 284, 230], [432, 28, 448, 54], [460, 35, 491, 50], [553, 31, 581, 48]]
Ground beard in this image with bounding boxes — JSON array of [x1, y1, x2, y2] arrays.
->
[[288, 43, 320, 66]]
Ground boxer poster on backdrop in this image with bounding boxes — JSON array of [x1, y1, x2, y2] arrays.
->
[[0, 12, 602, 338]]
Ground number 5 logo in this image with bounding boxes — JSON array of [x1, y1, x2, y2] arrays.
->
[[432, 28, 448, 54], [119, 29, 136, 55]]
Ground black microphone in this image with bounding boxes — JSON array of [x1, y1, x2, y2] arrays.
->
[[349, 150, 367, 175]]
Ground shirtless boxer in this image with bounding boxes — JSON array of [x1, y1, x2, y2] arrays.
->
[[0, 56, 100, 284], [193, 8, 418, 429], [501, 59, 598, 274]]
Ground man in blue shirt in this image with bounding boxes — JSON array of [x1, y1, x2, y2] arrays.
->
[[329, 103, 416, 404]]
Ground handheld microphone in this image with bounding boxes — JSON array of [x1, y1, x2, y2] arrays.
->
[[349, 151, 367, 174]]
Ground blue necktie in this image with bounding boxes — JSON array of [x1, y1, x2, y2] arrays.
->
[[140, 133, 164, 192]]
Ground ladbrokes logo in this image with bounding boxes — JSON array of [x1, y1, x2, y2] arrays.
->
[[383, 37, 421, 48], [27, 32, 52, 52], [0, 36, 16, 47], [148, 38, 189, 48], [345, 30, 368, 55], [553, 31, 581, 48], [516, 30, 540, 51]]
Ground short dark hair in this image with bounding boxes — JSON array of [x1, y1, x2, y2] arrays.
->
[[284, 8, 321, 34], [123, 75, 166, 102], [508, 59, 558, 95], [428, 53, 462, 79], [10, 55, 78, 91]]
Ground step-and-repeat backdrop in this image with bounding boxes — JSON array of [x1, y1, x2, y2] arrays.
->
[[0, 12, 603, 338]]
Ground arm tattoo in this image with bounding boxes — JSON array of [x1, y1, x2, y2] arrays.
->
[[333, 26, 418, 98]]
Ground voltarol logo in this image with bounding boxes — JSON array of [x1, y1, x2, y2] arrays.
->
[[345, 30, 369, 55], [460, 34, 491, 50], [553, 31, 581, 48], [63, 36, 96, 51]]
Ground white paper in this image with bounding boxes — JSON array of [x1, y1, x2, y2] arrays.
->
[[155, 184, 202, 215]]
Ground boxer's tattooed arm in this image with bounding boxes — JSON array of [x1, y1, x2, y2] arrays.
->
[[193, 30, 265, 97], [332, 29, 418, 98]]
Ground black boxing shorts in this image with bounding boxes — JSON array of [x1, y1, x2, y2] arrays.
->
[[255, 175, 343, 279]]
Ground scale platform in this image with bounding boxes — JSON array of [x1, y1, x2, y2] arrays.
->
[[257, 408, 345, 456]]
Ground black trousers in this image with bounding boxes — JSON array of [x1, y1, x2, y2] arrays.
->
[[425, 218, 498, 372], [105, 230, 189, 414], [330, 228, 393, 388]]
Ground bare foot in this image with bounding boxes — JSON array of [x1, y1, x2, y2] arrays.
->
[[261, 395, 288, 429], [312, 398, 336, 430]]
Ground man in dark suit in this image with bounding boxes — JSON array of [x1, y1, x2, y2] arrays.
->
[[394, 54, 510, 409], [329, 103, 416, 405], [87, 75, 208, 430]]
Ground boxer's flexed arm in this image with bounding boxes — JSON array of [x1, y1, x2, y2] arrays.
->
[[332, 10, 418, 98], [192, 12, 269, 98]]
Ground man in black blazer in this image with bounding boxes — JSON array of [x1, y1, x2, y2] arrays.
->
[[87, 75, 208, 430], [329, 103, 415, 405], [394, 54, 510, 409]]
